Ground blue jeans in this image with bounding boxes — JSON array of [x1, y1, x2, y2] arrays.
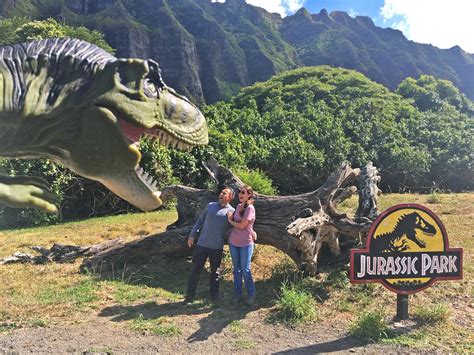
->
[[229, 243, 255, 297]]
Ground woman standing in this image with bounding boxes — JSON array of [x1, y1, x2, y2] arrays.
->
[[227, 185, 257, 306]]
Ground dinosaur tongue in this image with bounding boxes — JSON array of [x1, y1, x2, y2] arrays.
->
[[118, 118, 156, 144]]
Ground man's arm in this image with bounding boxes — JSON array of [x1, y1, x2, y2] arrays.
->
[[188, 204, 209, 247]]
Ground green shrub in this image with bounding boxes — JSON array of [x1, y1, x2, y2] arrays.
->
[[349, 310, 392, 341], [234, 168, 279, 195], [427, 191, 442, 204], [275, 281, 317, 326], [324, 268, 350, 289]]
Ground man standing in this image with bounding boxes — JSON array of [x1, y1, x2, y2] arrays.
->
[[183, 187, 235, 304]]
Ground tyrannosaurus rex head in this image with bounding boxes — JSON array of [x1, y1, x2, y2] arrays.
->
[[0, 38, 207, 213], [64, 58, 208, 211], [403, 212, 436, 248]]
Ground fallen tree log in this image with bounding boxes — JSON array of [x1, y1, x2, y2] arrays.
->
[[81, 159, 380, 275], [0, 238, 123, 265]]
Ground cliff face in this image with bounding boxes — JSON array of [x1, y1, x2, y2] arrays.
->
[[55, 0, 299, 104], [1, 0, 472, 103]]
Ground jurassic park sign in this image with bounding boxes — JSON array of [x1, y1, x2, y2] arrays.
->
[[350, 204, 463, 294]]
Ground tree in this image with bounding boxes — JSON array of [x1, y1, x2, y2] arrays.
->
[[5, 17, 115, 53]]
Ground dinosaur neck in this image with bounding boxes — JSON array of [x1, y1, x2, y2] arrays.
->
[[0, 115, 79, 162]]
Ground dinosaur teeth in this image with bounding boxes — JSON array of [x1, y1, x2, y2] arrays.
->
[[135, 165, 159, 192], [135, 127, 194, 152]]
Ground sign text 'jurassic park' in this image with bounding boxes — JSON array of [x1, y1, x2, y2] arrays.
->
[[350, 204, 463, 294]]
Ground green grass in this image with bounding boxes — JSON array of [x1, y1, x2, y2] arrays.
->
[[349, 310, 392, 341], [0, 323, 19, 332], [229, 320, 246, 336], [35, 279, 99, 307], [0, 193, 471, 351], [28, 317, 49, 327], [130, 314, 181, 336], [233, 339, 257, 350], [324, 268, 350, 290], [413, 304, 450, 324], [112, 281, 160, 305], [273, 281, 317, 326], [336, 283, 376, 312], [426, 191, 442, 204]]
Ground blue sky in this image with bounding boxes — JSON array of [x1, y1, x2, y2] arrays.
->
[[213, 1, 474, 53], [304, 0, 387, 25]]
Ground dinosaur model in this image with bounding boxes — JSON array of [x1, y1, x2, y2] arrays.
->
[[370, 212, 436, 253], [0, 38, 208, 213]]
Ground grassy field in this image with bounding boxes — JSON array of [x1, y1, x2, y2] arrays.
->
[[0, 193, 472, 351]]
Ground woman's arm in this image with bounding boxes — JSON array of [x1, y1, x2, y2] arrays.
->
[[227, 204, 254, 230], [228, 217, 250, 230]]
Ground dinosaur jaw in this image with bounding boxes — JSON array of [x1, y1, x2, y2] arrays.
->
[[118, 118, 198, 152], [414, 230, 436, 248], [415, 238, 427, 248], [414, 224, 436, 248], [117, 118, 199, 210]]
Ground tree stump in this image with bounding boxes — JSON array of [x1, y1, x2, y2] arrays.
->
[[81, 159, 380, 275]]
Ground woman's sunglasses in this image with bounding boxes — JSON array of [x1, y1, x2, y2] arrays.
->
[[238, 190, 247, 195]]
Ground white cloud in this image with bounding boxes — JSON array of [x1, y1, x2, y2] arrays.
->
[[211, 0, 305, 17], [381, 0, 474, 53], [348, 9, 360, 18]]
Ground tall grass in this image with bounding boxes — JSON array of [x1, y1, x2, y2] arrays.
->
[[274, 281, 317, 326], [349, 310, 391, 341]]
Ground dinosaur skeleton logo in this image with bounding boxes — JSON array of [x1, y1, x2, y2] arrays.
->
[[350, 204, 462, 294], [370, 212, 436, 253]]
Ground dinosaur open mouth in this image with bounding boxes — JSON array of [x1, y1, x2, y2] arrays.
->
[[118, 118, 195, 151], [118, 118, 196, 192]]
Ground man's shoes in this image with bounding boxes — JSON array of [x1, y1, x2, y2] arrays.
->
[[246, 295, 255, 306], [182, 296, 194, 305]]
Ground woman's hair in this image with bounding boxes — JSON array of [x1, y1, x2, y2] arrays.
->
[[239, 185, 254, 217]]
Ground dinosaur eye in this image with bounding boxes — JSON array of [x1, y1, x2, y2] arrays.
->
[[143, 78, 158, 98]]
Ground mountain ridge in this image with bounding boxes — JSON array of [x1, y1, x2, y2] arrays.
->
[[0, 0, 472, 104]]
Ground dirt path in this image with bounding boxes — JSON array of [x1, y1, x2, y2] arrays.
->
[[0, 303, 409, 353]]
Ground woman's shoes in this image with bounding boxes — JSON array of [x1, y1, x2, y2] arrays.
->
[[232, 294, 255, 306], [245, 295, 255, 306]]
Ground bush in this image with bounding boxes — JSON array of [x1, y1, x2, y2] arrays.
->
[[274, 281, 317, 326], [324, 268, 350, 289], [349, 310, 392, 341], [426, 191, 442, 204], [234, 168, 278, 195]]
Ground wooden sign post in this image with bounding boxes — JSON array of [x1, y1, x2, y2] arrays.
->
[[350, 204, 463, 320]]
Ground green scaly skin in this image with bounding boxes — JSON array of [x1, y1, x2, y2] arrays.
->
[[0, 38, 208, 213]]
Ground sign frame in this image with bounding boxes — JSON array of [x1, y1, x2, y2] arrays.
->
[[350, 203, 463, 295]]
